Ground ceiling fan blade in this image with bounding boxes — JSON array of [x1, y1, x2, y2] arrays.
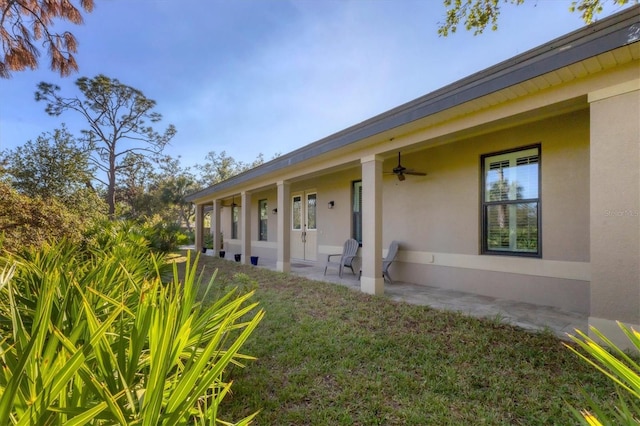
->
[[404, 171, 426, 176]]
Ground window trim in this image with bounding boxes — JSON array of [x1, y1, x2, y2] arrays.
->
[[480, 144, 542, 258]]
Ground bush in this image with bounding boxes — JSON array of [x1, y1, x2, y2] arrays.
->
[[566, 323, 640, 425], [140, 215, 190, 252], [0, 231, 263, 424], [0, 181, 106, 254]]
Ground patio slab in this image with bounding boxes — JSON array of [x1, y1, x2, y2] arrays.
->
[[197, 250, 588, 340]]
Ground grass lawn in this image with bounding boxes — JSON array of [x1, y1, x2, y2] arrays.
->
[[175, 250, 614, 425]]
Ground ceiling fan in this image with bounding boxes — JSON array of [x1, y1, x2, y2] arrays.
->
[[386, 152, 426, 181]]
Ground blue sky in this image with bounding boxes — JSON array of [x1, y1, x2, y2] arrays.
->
[[0, 0, 631, 171]]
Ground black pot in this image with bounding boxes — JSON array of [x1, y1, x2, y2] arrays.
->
[[219, 250, 225, 258], [250, 256, 259, 266], [202, 247, 207, 253], [234, 254, 241, 262]]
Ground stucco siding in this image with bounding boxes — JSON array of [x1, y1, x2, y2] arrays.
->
[[374, 110, 591, 312], [381, 109, 590, 261], [589, 85, 640, 325], [397, 262, 590, 313]]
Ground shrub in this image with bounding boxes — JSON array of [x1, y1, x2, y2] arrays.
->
[[0, 181, 105, 254], [140, 215, 190, 252], [0, 233, 263, 424], [566, 323, 640, 425]]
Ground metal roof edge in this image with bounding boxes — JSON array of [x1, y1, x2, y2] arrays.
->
[[186, 5, 640, 203]]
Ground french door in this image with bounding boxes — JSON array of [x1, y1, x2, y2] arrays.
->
[[290, 191, 317, 261]]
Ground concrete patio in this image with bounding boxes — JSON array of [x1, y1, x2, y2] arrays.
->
[[200, 250, 588, 340]]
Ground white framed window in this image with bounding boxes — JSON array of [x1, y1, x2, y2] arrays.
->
[[481, 145, 541, 256]]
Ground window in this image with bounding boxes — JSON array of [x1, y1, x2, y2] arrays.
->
[[292, 195, 302, 230], [231, 205, 239, 239], [307, 193, 317, 230], [258, 199, 268, 241], [352, 181, 362, 244], [481, 145, 540, 256]]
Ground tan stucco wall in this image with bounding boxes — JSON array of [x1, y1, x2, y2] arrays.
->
[[313, 169, 361, 249], [381, 109, 590, 262], [373, 109, 591, 312], [400, 264, 589, 313], [589, 85, 640, 329]]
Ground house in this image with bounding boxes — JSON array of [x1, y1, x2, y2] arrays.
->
[[187, 6, 640, 348]]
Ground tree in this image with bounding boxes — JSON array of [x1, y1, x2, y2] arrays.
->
[[35, 74, 177, 218], [195, 150, 265, 187], [1, 125, 94, 200], [0, 0, 94, 78], [145, 155, 198, 231], [438, 0, 635, 36], [115, 152, 157, 218]]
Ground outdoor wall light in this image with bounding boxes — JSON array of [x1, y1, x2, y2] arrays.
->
[[328, 201, 335, 209], [272, 208, 278, 214]]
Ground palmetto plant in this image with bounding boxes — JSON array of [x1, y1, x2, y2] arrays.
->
[[0, 231, 263, 425], [566, 323, 640, 425]]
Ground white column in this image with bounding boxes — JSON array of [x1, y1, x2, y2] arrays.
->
[[277, 181, 291, 272], [194, 203, 204, 252], [212, 199, 221, 256], [241, 191, 252, 264], [588, 81, 640, 349], [360, 155, 384, 295]]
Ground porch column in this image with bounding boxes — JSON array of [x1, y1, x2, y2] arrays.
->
[[241, 191, 252, 265], [277, 181, 291, 272], [588, 81, 640, 350], [360, 155, 384, 295], [212, 199, 221, 256], [194, 203, 204, 252]]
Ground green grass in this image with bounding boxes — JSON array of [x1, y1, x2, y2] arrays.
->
[[176, 251, 616, 425]]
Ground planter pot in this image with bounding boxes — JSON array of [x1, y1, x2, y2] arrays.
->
[[234, 254, 242, 262], [219, 250, 225, 258], [250, 256, 259, 266], [202, 247, 207, 253]]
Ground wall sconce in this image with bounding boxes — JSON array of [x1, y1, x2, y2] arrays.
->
[[328, 201, 335, 209], [272, 208, 278, 214]]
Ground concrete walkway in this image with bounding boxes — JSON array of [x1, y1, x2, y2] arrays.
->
[[199, 250, 588, 340]]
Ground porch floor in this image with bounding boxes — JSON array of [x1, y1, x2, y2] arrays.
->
[[201, 250, 588, 340]]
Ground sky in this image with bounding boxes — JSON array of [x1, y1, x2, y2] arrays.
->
[[0, 0, 632, 172]]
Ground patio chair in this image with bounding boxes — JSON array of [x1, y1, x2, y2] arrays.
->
[[382, 240, 400, 284], [357, 240, 401, 282], [324, 238, 359, 278]]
